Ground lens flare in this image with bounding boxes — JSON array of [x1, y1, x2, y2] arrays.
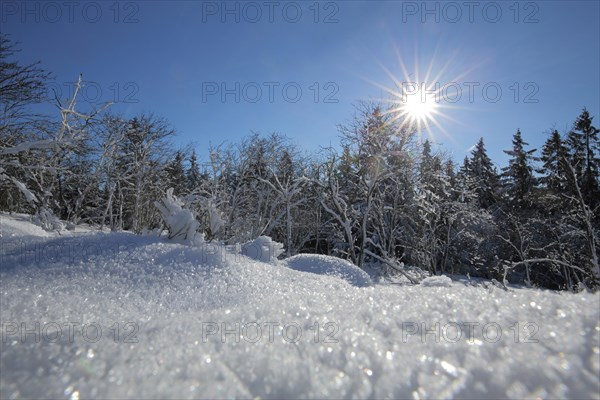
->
[[361, 45, 482, 143]]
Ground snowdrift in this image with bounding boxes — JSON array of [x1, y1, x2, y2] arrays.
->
[[242, 236, 285, 263], [285, 254, 372, 287], [1, 213, 599, 399], [420, 275, 453, 287]]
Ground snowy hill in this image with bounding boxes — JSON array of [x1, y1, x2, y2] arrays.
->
[[1, 213, 599, 399], [286, 254, 373, 287]]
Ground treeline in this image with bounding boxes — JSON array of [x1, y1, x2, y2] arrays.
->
[[1, 35, 598, 290]]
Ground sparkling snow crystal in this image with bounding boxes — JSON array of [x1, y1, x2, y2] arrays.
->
[[1, 214, 599, 399]]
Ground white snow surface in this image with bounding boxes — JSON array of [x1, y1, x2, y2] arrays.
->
[[1, 213, 599, 399], [286, 254, 372, 287], [420, 275, 453, 287], [241, 236, 284, 263]]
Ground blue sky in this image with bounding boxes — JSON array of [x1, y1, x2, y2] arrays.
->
[[2, 0, 599, 166]]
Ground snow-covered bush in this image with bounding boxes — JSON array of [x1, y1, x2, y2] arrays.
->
[[32, 207, 64, 232], [286, 254, 372, 287], [201, 197, 224, 239], [6, 176, 39, 204], [241, 236, 284, 263], [420, 275, 453, 287], [155, 188, 201, 242]]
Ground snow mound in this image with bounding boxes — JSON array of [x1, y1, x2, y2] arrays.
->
[[155, 188, 200, 241], [420, 275, 453, 287], [1, 214, 599, 399], [241, 236, 284, 263], [285, 254, 372, 287], [1, 213, 55, 238]]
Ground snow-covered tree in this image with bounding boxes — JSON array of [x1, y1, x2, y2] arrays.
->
[[1, 74, 108, 230], [113, 114, 175, 233], [164, 150, 187, 195], [567, 108, 600, 209], [466, 138, 499, 209], [539, 129, 569, 193], [407, 141, 451, 274], [186, 150, 203, 192], [501, 129, 537, 207], [0, 34, 50, 140], [0, 34, 51, 211], [155, 188, 200, 242]]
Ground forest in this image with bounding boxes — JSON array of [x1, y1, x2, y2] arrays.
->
[[1, 34, 599, 291]]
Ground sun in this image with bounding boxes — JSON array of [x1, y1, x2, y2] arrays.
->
[[360, 46, 476, 142], [402, 92, 438, 123], [388, 85, 444, 136]]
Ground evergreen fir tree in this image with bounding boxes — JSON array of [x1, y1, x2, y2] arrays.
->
[[538, 129, 569, 193], [165, 150, 187, 195], [444, 159, 458, 201], [501, 129, 537, 206], [186, 150, 202, 192], [467, 138, 499, 209], [419, 140, 445, 197], [567, 108, 600, 208], [277, 149, 295, 184]]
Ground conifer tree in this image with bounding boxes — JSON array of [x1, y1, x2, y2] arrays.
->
[[186, 150, 203, 192], [165, 150, 187, 195], [567, 108, 600, 208], [501, 129, 537, 206], [539, 129, 569, 193], [467, 138, 499, 209]]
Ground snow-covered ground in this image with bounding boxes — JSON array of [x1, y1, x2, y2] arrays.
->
[[1, 213, 599, 399]]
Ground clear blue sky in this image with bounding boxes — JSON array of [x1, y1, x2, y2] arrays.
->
[[2, 0, 599, 166]]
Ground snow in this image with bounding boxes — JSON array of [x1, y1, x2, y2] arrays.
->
[[1, 213, 55, 238], [286, 254, 373, 287], [0, 139, 59, 156], [204, 197, 224, 235], [32, 207, 65, 232], [155, 188, 200, 241], [420, 275, 453, 287], [9, 178, 38, 204], [1, 213, 599, 399], [241, 236, 284, 263]]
